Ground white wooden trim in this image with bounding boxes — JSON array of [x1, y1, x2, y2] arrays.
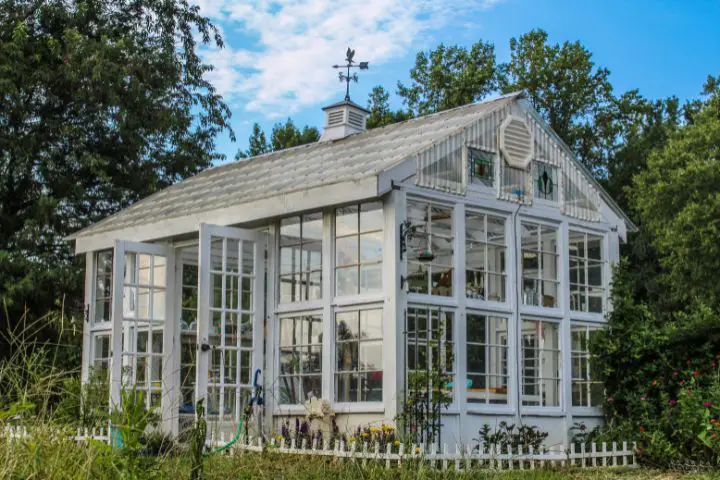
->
[[80, 252, 94, 384]]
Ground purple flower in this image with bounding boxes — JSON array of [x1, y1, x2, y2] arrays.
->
[[669, 399, 677, 407], [705, 402, 712, 408], [640, 396, 646, 401]]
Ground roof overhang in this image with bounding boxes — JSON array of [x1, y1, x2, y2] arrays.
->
[[73, 176, 379, 253]]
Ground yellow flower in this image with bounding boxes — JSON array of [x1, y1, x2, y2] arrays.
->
[[393, 440, 400, 447], [361, 432, 369, 438], [370, 426, 381, 434], [275, 436, 283, 442], [382, 424, 395, 432], [415, 447, 421, 454]]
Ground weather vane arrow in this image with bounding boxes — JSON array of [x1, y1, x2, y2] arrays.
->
[[332, 47, 369, 102]]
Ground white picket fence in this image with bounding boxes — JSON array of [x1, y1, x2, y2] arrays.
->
[[3, 425, 637, 471]]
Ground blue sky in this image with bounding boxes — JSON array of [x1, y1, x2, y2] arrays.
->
[[193, 0, 720, 162]]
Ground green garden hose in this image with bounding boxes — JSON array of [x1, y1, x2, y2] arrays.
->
[[204, 415, 245, 457]]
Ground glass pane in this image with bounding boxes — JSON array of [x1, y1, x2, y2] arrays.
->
[[226, 239, 240, 273], [303, 212, 323, 241], [302, 375, 322, 401], [280, 347, 296, 375], [407, 262, 428, 294], [336, 312, 359, 341], [280, 216, 301, 245], [430, 266, 452, 296], [335, 266, 358, 296], [359, 341, 382, 371], [152, 290, 165, 321], [467, 345, 486, 373], [466, 314, 486, 343], [138, 254, 152, 285], [359, 263, 382, 293], [208, 238, 223, 272], [240, 350, 252, 384], [224, 350, 238, 384], [360, 202, 383, 232], [335, 206, 358, 236], [335, 373, 355, 403], [336, 236, 358, 267], [363, 371, 383, 402], [360, 309, 382, 339], [207, 388, 219, 415], [223, 389, 236, 420], [241, 277, 252, 310], [242, 242, 254, 275], [487, 273, 506, 302], [234, 313, 249, 348], [336, 342, 357, 372], [588, 235, 603, 260], [359, 232, 383, 262], [225, 313, 238, 346]]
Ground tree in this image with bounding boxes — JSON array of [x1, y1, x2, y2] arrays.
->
[[498, 29, 613, 174], [397, 41, 497, 116], [236, 123, 270, 159], [270, 118, 319, 151], [631, 76, 720, 306], [235, 119, 319, 159], [0, 0, 232, 359], [366, 85, 412, 129]]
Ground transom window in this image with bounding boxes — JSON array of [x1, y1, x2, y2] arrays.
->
[[279, 213, 323, 303], [571, 324, 604, 407], [406, 200, 454, 296], [534, 161, 559, 202], [569, 231, 605, 313], [279, 314, 323, 404], [465, 211, 507, 302], [335, 309, 383, 403], [521, 222, 559, 308], [335, 202, 383, 296], [469, 148, 494, 187], [466, 314, 508, 405], [521, 319, 560, 407]]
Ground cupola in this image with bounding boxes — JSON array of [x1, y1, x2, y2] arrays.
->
[[319, 99, 370, 142]]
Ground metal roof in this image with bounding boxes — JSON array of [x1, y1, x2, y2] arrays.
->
[[69, 93, 520, 240]]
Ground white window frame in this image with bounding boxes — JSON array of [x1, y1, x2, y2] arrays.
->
[[519, 317, 563, 414], [405, 198, 455, 299], [404, 304, 458, 412], [465, 209, 509, 306], [570, 323, 604, 414], [520, 220, 561, 312], [465, 312, 512, 410], [569, 230, 607, 315], [333, 306, 384, 407], [277, 311, 324, 405], [278, 212, 324, 305]]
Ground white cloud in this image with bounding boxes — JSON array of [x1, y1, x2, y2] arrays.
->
[[194, 0, 501, 115]]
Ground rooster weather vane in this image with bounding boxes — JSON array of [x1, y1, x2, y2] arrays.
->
[[332, 48, 369, 102]]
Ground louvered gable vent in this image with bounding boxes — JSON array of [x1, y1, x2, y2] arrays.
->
[[499, 115, 534, 169]]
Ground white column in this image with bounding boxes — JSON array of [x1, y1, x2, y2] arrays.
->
[[383, 189, 406, 420], [509, 209, 520, 422], [194, 226, 210, 410], [454, 202, 467, 438], [109, 241, 126, 409], [263, 225, 277, 433], [81, 252, 94, 384], [559, 220, 572, 445], [161, 249, 177, 434], [322, 209, 334, 405]]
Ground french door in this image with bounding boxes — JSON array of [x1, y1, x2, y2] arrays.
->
[[109, 241, 176, 430], [196, 224, 265, 423]]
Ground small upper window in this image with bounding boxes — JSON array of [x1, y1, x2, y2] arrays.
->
[[469, 149, 494, 188], [335, 202, 383, 296], [279, 213, 323, 303], [534, 162, 559, 202], [569, 231, 605, 313]]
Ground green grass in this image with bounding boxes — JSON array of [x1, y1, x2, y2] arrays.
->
[[2, 429, 719, 480]]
